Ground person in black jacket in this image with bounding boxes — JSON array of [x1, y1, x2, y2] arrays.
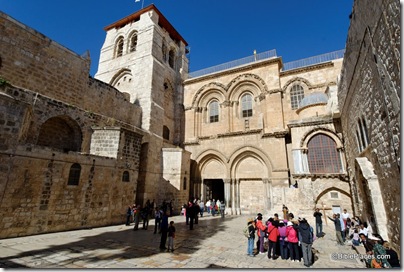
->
[[383, 241, 400, 268], [159, 211, 169, 250], [297, 219, 314, 267], [313, 208, 323, 237], [246, 218, 256, 257], [359, 233, 373, 253]]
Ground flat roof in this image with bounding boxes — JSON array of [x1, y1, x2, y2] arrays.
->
[[104, 4, 188, 46]]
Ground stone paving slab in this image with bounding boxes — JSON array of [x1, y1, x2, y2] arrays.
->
[[0, 214, 366, 269]]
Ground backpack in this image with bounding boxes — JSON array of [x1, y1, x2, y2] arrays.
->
[[243, 225, 250, 238]]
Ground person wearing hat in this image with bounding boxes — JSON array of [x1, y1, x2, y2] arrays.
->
[[246, 218, 256, 257], [367, 235, 392, 268], [286, 220, 300, 262]]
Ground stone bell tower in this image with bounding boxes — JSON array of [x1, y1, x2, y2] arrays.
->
[[95, 4, 189, 145], [95, 4, 191, 207]]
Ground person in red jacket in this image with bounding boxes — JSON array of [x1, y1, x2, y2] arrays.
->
[[255, 214, 267, 254], [267, 219, 280, 260]]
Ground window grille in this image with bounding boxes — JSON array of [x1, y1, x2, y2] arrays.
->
[[163, 126, 170, 140], [68, 163, 81, 185], [122, 171, 130, 182], [169, 49, 175, 68], [307, 134, 342, 173], [290, 85, 304, 110], [209, 101, 219, 123], [116, 37, 124, 58], [330, 192, 339, 199], [129, 32, 137, 52], [241, 94, 253, 117]]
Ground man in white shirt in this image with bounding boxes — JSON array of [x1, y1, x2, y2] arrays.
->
[[206, 200, 211, 215], [359, 224, 368, 236]]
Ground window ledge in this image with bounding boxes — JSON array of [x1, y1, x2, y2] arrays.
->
[[292, 173, 348, 180]]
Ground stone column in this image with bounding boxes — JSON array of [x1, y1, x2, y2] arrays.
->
[[262, 178, 269, 210], [196, 107, 202, 138], [236, 179, 241, 215], [337, 147, 346, 172], [231, 179, 236, 215], [201, 179, 205, 202], [263, 178, 272, 211], [302, 149, 309, 173], [223, 179, 231, 215]]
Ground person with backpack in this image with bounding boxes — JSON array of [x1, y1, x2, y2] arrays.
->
[[297, 218, 314, 267], [245, 218, 256, 257]]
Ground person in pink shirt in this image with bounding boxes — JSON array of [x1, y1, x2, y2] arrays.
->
[[286, 221, 300, 262], [278, 221, 289, 260]]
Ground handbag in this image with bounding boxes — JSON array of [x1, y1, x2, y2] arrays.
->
[[371, 258, 382, 268]]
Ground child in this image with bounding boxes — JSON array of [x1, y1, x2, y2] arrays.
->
[[167, 221, 176, 252], [352, 228, 360, 246]]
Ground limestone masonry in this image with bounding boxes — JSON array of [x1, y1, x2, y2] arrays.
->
[[0, 0, 400, 253]]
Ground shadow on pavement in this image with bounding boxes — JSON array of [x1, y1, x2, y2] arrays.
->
[[0, 214, 237, 268]]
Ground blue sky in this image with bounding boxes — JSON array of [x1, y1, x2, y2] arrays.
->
[[1, 0, 353, 76]]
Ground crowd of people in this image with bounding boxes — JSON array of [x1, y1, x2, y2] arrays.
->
[[245, 208, 315, 268], [326, 209, 400, 268], [125, 201, 400, 268], [244, 206, 400, 268]]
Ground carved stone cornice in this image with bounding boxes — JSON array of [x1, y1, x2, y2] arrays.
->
[[287, 118, 333, 128], [184, 57, 281, 85], [261, 130, 288, 138], [183, 140, 200, 146], [217, 129, 262, 138], [221, 100, 232, 108], [280, 62, 334, 76], [292, 173, 348, 181]]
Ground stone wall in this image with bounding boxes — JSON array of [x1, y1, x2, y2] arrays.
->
[[338, 0, 400, 252], [0, 12, 145, 238]]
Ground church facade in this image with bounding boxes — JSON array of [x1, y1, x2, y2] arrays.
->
[[0, 1, 399, 253]]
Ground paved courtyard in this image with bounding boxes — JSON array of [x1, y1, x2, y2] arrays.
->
[[0, 214, 366, 269]]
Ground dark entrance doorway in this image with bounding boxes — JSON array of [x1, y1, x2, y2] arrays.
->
[[204, 179, 224, 201]]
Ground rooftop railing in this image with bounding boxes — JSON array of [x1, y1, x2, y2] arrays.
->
[[282, 49, 345, 71], [187, 49, 345, 79], [188, 49, 278, 78]]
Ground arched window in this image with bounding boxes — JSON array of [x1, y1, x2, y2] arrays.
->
[[163, 125, 170, 140], [168, 49, 175, 68], [290, 84, 305, 110], [68, 163, 81, 185], [307, 134, 342, 173], [209, 100, 219, 123], [129, 32, 138, 52], [115, 36, 124, 58], [162, 40, 168, 62], [360, 117, 370, 147], [122, 171, 130, 182], [241, 93, 253, 117]]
